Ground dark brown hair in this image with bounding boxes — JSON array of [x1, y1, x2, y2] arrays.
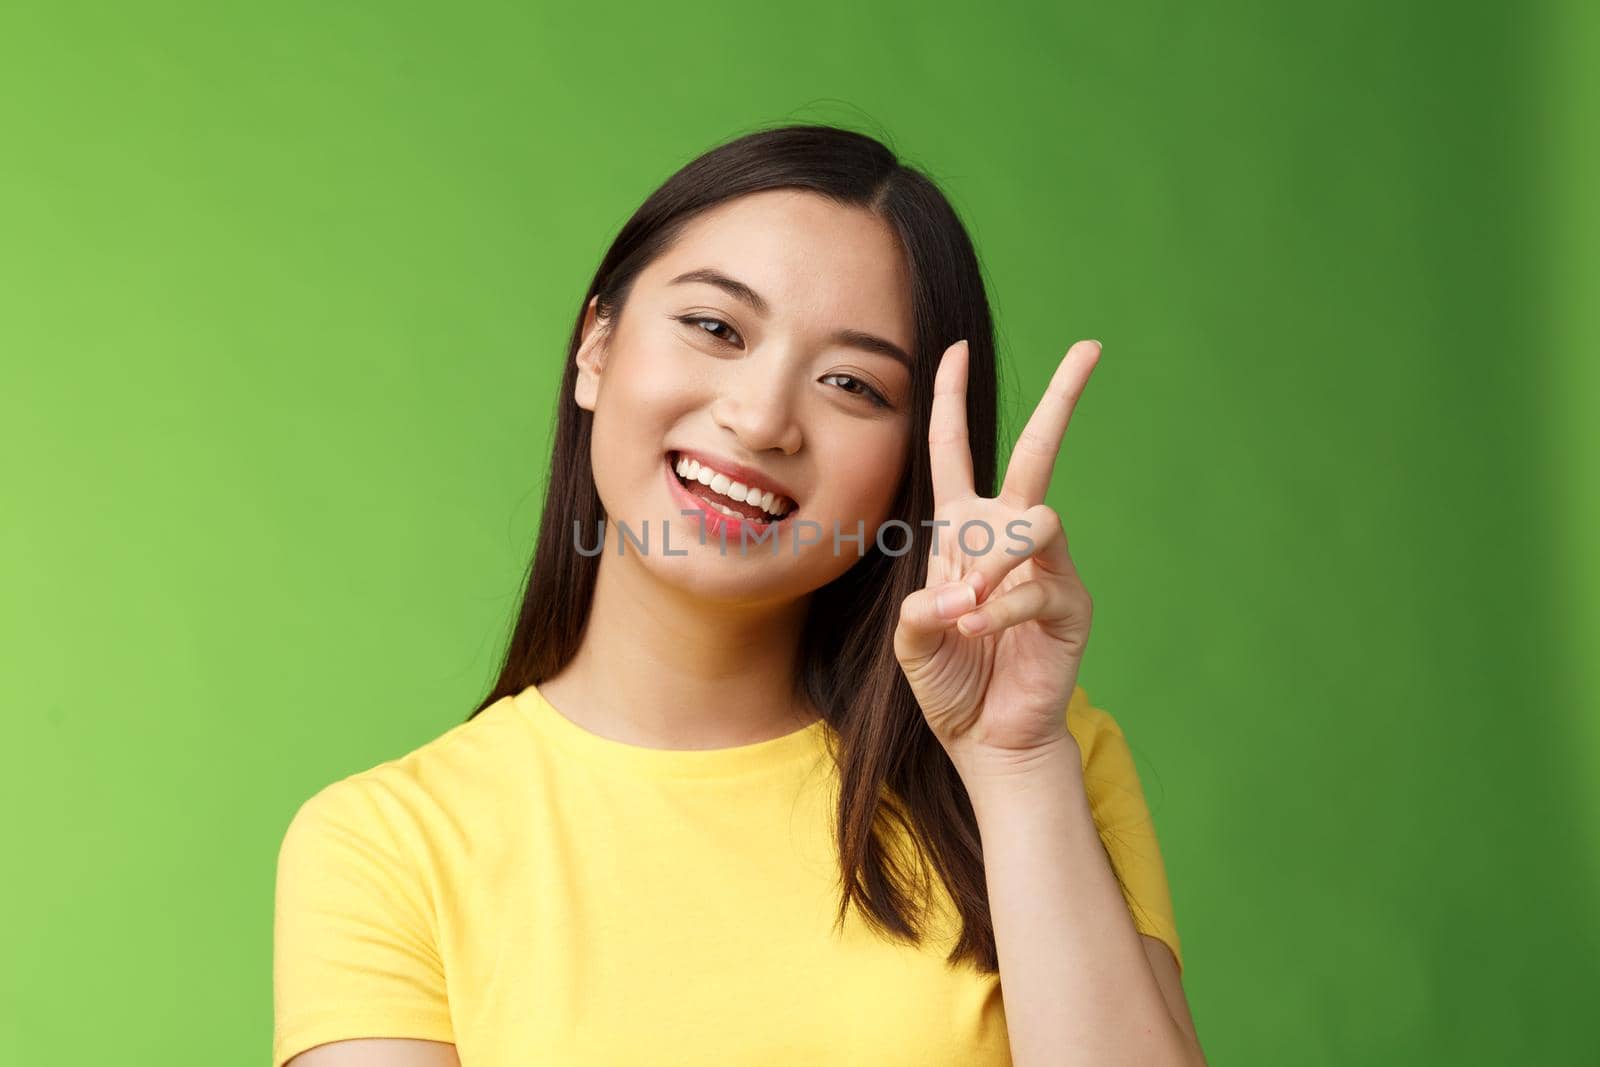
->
[[470, 122, 1012, 971]]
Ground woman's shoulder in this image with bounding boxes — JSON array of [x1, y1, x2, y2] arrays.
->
[[1062, 685, 1154, 800], [1063, 683, 1120, 754], [1060, 684, 1184, 970], [279, 691, 536, 856]]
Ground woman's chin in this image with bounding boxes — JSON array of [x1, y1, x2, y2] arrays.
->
[[633, 552, 801, 605]]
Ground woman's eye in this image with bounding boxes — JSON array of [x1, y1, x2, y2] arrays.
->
[[821, 373, 889, 408], [672, 315, 889, 408], [675, 315, 742, 348]]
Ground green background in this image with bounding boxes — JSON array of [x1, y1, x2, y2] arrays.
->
[[2, 1, 1593, 1062]]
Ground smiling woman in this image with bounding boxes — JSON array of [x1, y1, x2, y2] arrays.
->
[[272, 123, 1203, 1066], [565, 186, 920, 607]]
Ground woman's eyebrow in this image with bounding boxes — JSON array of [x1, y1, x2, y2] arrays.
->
[[670, 267, 771, 316], [668, 266, 912, 370]]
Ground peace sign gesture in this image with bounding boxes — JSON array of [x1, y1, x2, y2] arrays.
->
[[893, 338, 1102, 777]]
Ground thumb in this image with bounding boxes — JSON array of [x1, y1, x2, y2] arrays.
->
[[894, 578, 980, 669]]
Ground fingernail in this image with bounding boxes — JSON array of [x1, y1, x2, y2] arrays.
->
[[958, 612, 990, 635], [937, 583, 977, 617]]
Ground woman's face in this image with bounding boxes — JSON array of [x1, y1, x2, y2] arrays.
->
[[574, 188, 917, 605]]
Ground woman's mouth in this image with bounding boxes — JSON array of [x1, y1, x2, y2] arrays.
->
[[664, 451, 798, 528]]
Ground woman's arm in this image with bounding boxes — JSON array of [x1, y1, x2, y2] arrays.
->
[[959, 738, 1207, 1067], [893, 337, 1204, 1064]]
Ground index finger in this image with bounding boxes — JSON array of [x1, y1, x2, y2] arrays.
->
[[928, 339, 975, 505]]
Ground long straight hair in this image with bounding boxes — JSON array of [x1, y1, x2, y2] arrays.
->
[[471, 122, 1011, 972]]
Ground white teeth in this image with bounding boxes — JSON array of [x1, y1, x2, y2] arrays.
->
[[671, 453, 792, 518]]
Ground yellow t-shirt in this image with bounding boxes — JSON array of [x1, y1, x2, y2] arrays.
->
[[272, 682, 1182, 1066]]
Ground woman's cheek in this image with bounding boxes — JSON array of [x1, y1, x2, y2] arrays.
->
[[623, 355, 699, 416], [851, 426, 910, 495]]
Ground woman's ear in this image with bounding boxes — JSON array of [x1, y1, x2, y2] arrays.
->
[[574, 294, 608, 412]]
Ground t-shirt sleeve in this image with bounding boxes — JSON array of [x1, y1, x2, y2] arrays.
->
[[1066, 687, 1185, 976], [272, 776, 455, 1066]]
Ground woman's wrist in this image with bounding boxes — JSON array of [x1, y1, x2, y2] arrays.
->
[[951, 730, 1084, 815]]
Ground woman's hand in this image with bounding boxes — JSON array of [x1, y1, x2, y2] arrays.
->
[[893, 337, 1102, 779]]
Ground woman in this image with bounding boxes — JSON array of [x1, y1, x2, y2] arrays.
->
[[273, 123, 1206, 1066]]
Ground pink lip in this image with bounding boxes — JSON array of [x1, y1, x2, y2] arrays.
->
[[669, 447, 799, 506], [663, 453, 799, 544]]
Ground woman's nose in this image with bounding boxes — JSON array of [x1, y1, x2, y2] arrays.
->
[[708, 364, 803, 455]]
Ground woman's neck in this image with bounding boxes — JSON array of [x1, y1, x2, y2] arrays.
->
[[538, 551, 820, 751]]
